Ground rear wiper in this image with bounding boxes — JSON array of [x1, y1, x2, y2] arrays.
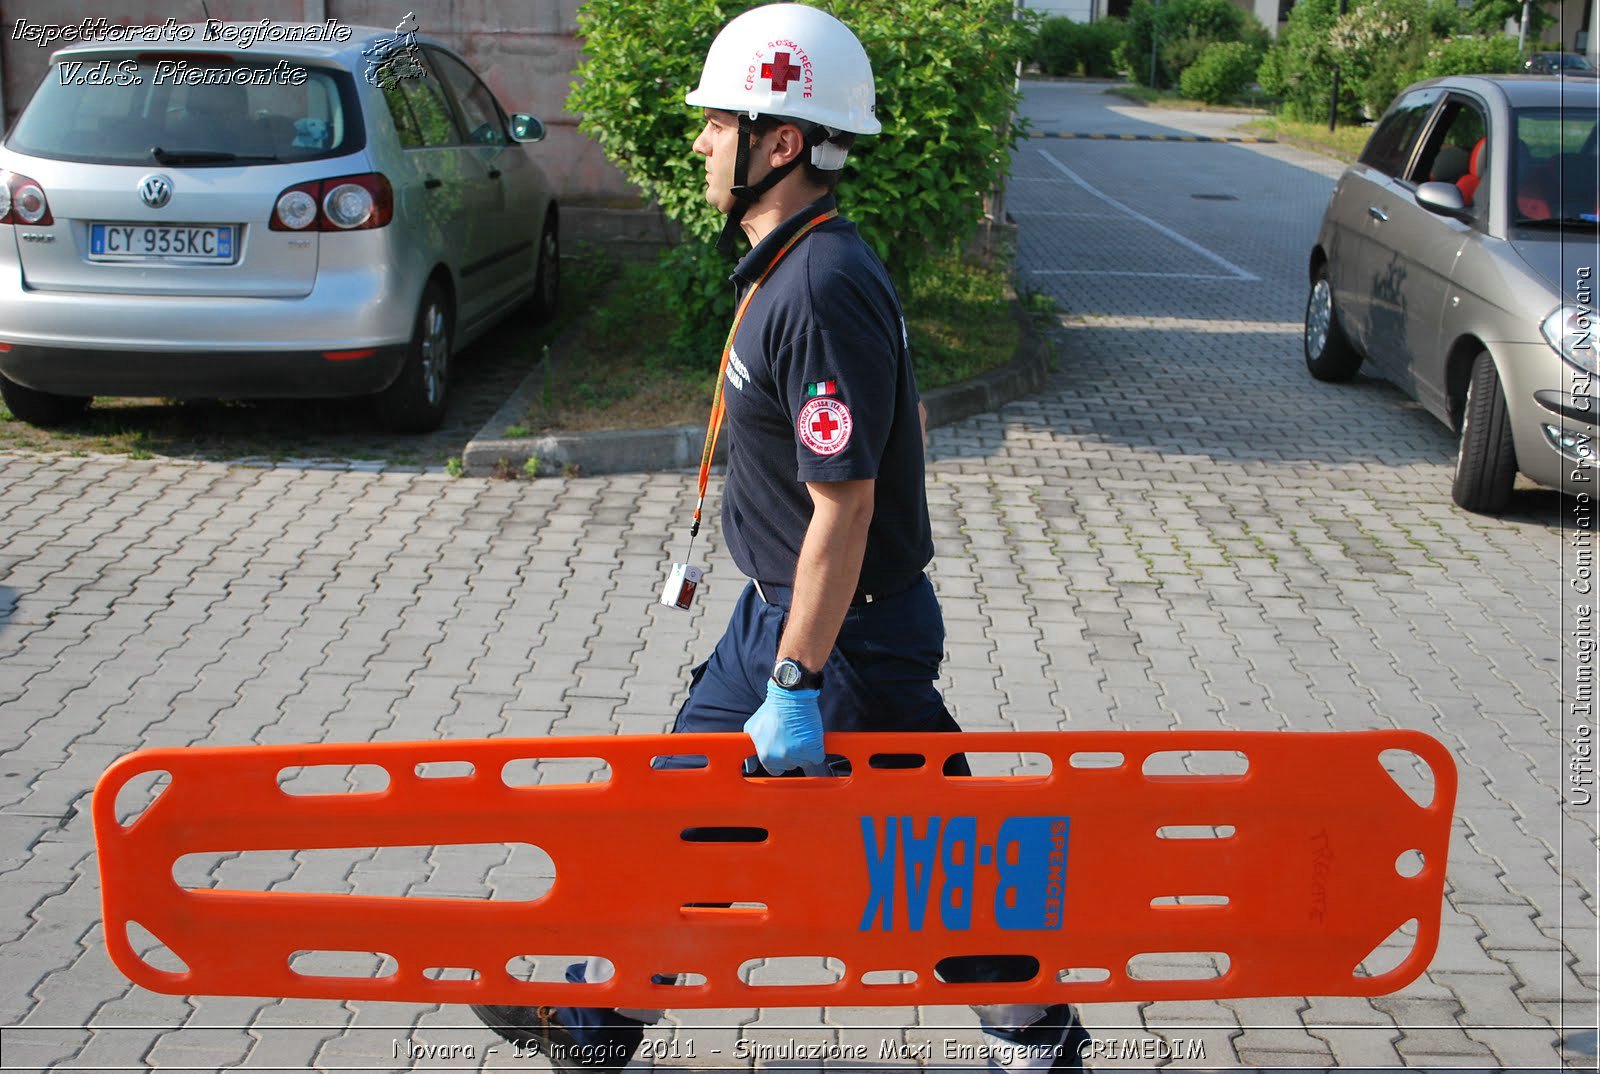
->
[[1514, 215, 1600, 228], [150, 147, 280, 164]]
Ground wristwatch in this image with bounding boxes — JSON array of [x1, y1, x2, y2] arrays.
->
[[772, 656, 824, 691]]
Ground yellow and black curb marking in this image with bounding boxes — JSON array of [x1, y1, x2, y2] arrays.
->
[[1028, 132, 1276, 143]]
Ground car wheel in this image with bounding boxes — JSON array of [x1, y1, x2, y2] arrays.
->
[[0, 373, 90, 427], [1452, 350, 1517, 515], [1304, 263, 1363, 382], [532, 212, 559, 320], [374, 282, 452, 434]]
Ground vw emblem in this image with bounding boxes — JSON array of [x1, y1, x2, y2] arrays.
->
[[139, 174, 173, 209]]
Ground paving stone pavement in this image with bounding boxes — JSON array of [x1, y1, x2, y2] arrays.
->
[[1, 82, 1596, 1072]]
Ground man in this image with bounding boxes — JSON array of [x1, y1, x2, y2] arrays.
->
[[474, 4, 1089, 1070]]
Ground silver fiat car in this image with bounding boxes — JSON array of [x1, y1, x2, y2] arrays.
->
[[0, 22, 559, 432], [1305, 75, 1599, 514]]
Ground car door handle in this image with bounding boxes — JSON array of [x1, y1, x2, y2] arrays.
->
[[1368, 206, 1389, 222], [424, 177, 443, 190], [487, 168, 502, 180]]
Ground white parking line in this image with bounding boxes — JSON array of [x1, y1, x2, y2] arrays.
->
[[1009, 211, 1126, 219], [1028, 270, 1251, 281], [1032, 149, 1260, 282]]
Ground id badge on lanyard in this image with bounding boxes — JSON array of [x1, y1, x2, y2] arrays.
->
[[658, 209, 837, 612]]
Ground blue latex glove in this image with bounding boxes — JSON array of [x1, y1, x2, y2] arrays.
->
[[743, 680, 825, 775]]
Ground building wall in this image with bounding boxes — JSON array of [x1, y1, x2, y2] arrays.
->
[[1022, 0, 1098, 22], [0, 0, 644, 212]]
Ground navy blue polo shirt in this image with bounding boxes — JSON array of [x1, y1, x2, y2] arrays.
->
[[719, 195, 933, 595]]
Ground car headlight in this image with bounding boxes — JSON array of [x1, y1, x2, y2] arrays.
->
[[1542, 305, 1600, 375]]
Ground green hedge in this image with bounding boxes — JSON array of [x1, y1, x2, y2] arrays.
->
[[1419, 33, 1523, 78], [1118, 0, 1268, 89], [1034, 16, 1127, 77], [1180, 41, 1263, 104], [568, 0, 1032, 365]]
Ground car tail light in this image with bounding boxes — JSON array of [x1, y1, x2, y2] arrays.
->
[[270, 173, 392, 231], [0, 171, 53, 226]]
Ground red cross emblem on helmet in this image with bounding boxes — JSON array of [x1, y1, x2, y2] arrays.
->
[[761, 52, 802, 91]]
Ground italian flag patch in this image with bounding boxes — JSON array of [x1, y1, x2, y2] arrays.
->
[[805, 379, 837, 398]]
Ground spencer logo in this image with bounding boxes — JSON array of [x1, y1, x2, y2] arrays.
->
[[859, 815, 1069, 931]]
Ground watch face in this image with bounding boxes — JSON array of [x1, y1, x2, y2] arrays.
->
[[775, 660, 801, 688]]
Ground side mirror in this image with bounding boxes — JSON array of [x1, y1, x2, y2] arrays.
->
[[510, 114, 546, 144], [1416, 180, 1470, 220]]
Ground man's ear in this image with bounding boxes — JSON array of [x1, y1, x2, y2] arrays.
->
[[767, 123, 808, 168]]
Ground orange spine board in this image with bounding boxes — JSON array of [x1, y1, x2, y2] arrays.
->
[[92, 730, 1456, 1007]]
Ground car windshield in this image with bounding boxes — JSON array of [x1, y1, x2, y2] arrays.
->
[[1513, 107, 1600, 225], [5, 57, 355, 165]]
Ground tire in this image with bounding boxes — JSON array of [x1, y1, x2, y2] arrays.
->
[[531, 211, 559, 320], [374, 282, 452, 434], [1304, 263, 1363, 382], [1452, 350, 1517, 514], [0, 373, 90, 427]]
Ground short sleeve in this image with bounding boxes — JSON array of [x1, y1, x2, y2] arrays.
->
[[770, 328, 897, 483]]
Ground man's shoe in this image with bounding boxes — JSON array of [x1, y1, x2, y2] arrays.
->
[[470, 1004, 637, 1072]]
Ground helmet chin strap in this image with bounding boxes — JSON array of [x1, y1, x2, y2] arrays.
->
[[716, 113, 821, 257]]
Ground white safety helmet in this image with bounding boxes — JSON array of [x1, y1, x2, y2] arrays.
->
[[686, 2, 882, 148], [689, 3, 878, 254]]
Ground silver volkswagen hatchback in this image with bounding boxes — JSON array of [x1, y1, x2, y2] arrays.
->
[[0, 22, 559, 432], [1305, 75, 1600, 514]]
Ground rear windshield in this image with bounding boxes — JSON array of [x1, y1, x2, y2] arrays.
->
[[5, 56, 363, 165], [1513, 107, 1599, 222]]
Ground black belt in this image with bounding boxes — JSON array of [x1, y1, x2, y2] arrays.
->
[[752, 573, 921, 608]]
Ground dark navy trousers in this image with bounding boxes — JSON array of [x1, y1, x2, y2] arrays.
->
[[671, 573, 964, 744], [556, 575, 1080, 1069]]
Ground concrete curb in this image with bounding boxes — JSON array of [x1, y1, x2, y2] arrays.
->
[[462, 299, 1054, 478]]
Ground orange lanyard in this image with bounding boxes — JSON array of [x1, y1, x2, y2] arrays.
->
[[689, 209, 837, 542]]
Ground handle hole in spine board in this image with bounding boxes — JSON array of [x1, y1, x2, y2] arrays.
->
[[869, 753, 926, 770], [1395, 849, 1425, 878], [739, 957, 846, 986], [502, 757, 613, 787], [934, 955, 1040, 984], [680, 903, 768, 918], [424, 967, 481, 981], [172, 843, 554, 901], [1126, 952, 1230, 981], [126, 920, 189, 974], [1070, 752, 1125, 769], [1142, 751, 1249, 781], [1353, 918, 1419, 979], [1156, 824, 1236, 839], [415, 761, 474, 779], [651, 754, 709, 771], [277, 764, 390, 796], [1378, 749, 1435, 809], [945, 753, 1053, 781], [1057, 967, 1111, 983], [679, 827, 768, 843], [115, 769, 171, 828], [507, 954, 611, 983], [862, 969, 919, 985], [289, 950, 398, 980], [1150, 895, 1231, 908]]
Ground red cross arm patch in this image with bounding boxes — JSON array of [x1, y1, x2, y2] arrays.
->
[[797, 397, 853, 456]]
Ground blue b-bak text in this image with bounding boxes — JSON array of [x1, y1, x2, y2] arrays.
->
[[858, 815, 1069, 931]]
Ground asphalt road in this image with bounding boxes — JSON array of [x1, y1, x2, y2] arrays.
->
[[0, 81, 1595, 1071]]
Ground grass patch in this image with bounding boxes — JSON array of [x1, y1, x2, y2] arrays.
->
[[1104, 83, 1273, 114], [1237, 115, 1374, 163], [517, 250, 1024, 434]]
